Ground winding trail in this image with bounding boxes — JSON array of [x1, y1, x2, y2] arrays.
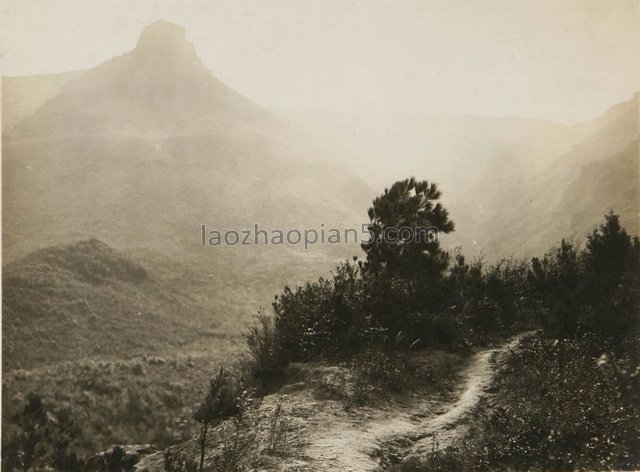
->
[[300, 334, 527, 471]]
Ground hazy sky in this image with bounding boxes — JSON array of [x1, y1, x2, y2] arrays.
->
[[1, 0, 638, 123]]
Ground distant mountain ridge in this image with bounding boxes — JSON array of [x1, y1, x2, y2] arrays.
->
[[482, 92, 639, 258], [2, 70, 85, 132], [2, 21, 372, 265], [6, 21, 275, 140], [279, 92, 639, 258]]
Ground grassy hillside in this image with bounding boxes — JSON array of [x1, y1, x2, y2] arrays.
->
[[2, 239, 220, 371]]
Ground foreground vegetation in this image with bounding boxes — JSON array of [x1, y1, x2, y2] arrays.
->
[[2, 178, 638, 471], [1, 347, 242, 467], [246, 180, 639, 471], [401, 332, 639, 471]]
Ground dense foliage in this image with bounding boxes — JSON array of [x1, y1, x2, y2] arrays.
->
[[248, 191, 638, 368], [1, 393, 84, 472], [247, 179, 537, 372]]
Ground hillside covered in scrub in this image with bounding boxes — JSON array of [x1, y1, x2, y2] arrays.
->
[[2, 239, 221, 371]]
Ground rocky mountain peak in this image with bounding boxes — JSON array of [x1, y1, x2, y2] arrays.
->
[[134, 20, 196, 57]]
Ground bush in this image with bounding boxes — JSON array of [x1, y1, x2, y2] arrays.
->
[[245, 313, 284, 375], [208, 388, 260, 471], [248, 212, 638, 379], [272, 260, 369, 363], [350, 349, 410, 404], [1, 393, 85, 472], [193, 367, 245, 472], [266, 395, 290, 455], [164, 449, 198, 472]]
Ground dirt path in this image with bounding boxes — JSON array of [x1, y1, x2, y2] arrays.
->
[[299, 334, 526, 471]]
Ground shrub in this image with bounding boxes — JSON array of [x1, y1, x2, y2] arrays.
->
[[266, 260, 371, 364], [245, 313, 284, 375], [208, 388, 260, 471], [350, 349, 410, 404], [99, 446, 137, 472], [1, 393, 85, 472], [193, 367, 243, 472], [164, 449, 198, 472], [266, 395, 290, 455]]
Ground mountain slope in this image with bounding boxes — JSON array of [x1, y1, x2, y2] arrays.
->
[[7, 22, 275, 140], [483, 93, 639, 258], [2, 70, 85, 133], [556, 140, 639, 238], [2, 239, 214, 371]]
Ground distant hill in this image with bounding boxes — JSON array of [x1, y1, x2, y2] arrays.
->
[[6, 21, 277, 140], [276, 110, 588, 253], [2, 21, 372, 263], [482, 93, 639, 258], [1, 70, 85, 133], [2, 239, 213, 371], [557, 140, 639, 237], [3, 21, 637, 362]]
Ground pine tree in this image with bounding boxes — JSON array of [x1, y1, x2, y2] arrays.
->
[[362, 177, 454, 282]]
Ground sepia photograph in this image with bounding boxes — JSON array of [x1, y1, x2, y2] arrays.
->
[[1, 1, 639, 470]]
